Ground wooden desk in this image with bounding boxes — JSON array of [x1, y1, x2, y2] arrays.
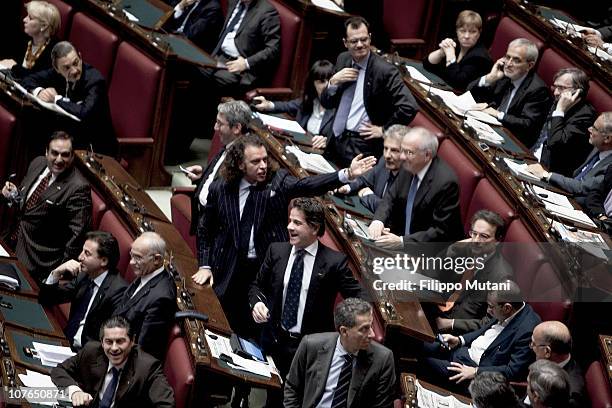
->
[[599, 334, 612, 389], [400, 373, 471, 408]]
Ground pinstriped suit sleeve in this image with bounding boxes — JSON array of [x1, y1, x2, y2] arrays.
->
[[196, 181, 221, 267], [63, 183, 92, 262]]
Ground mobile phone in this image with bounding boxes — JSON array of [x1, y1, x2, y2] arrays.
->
[[179, 165, 196, 177], [437, 333, 450, 350], [478, 142, 489, 152]]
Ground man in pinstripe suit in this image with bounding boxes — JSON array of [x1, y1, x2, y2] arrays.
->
[[192, 133, 375, 338], [2, 131, 91, 283]]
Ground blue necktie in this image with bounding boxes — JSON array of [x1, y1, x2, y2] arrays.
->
[[213, 1, 246, 55], [331, 354, 354, 408], [575, 153, 599, 180], [281, 249, 306, 330], [332, 64, 359, 137], [99, 367, 120, 408], [64, 279, 95, 343], [532, 108, 555, 153], [404, 176, 419, 235]]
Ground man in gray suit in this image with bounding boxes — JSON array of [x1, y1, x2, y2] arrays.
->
[[284, 298, 396, 408], [528, 112, 612, 207]]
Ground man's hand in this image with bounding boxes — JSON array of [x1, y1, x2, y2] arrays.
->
[[348, 154, 377, 179], [335, 184, 351, 195], [483, 107, 499, 117], [51, 259, 81, 280], [183, 165, 203, 181], [252, 96, 274, 111], [329, 67, 359, 86], [436, 317, 453, 331], [358, 187, 374, 197], [359, 123, 384, 140], [226, 57, 248, 74], [447, 362, 477, 383], [485, 57, 506, 84], [311, 135, 327, 149], [252, 301, 270, 323], [71, 390, 93, 406], [556, 88, 581, 113], [38, 87, 58, 103], [1, 181, 17, 199], [192, 267, 213, 286], [368, 220, 384, 239], [527, 163, 547, 178], [0, 59, 17, 69], [441, 334, 460, 349], [374, 229, 402, 250], [581, 28, 604, 48]]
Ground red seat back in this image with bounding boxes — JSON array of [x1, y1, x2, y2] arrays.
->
[[98, 210, 134, 279], [411, 113, 444, 141], [109, 42, 162, 141], [69, 13, 119, 81], [587, 81, 612, 114], [528, 262, 570, 322], [268, 0, 301, 88], [164, 336, 195, 408], [45, 0, 72, 39], [536, 48, 573, 88], [465, 178, 516, 234], [586, 361, 612, 408], [170, 191, 196, 256], [383, 0, 430, 42], [0, 105, 17, 183], [90, 189, 107, 230], [489, 17, 544, 61]]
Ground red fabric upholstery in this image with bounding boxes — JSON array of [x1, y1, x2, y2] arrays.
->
[[383, 0, 431, 51], [535, 48, 573, 87], [267, 0, 301, 88], [98, 210, 134, 279], [437, 139, 483, 223], [109, 42, 162, 144], [69, 13, 119, 81], [0, 105, 17, 183], [164, 336, 195, 408], [464, 178, 516, 234], [90, 189, 107, 230], [587, 81, 612, 114], [489, 17, 544, 61], [411, 112, 444, 140], [502, 220, 546, 296], [45, 0, 72, 39], [528, 262, 570, 322], [170, 189, 196, 256], [586, 361, 612, 408]]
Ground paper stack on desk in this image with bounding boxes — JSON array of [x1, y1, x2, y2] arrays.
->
[[464, 117, 504, 145], [285, 145, 335, 174], [503, 158, 541, 182], [416, 380, 470, 408], [545, 203, 597, 228], [32, 342, 75, 367], [255, 112, 306, 135], [532, 185, 573, 209], [311, 0, 343, 12], [18, 369, 58, 406], [204, 330, 274, 378]]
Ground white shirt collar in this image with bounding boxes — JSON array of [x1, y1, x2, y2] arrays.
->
[[415, 159, 433, 184], [93, 270, 109, 287], [140, 266, 165, 286], [293, 240, 318, 258], [239, 178, 255, 191]]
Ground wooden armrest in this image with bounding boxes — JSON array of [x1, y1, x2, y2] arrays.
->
[[390, 39, 426, 46], [172, 186, 196, 195], [117, 138, 155, 145], [247, 87, 294, 101]]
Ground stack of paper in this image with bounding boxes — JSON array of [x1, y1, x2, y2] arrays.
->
[[286, 145, 335, 174], [465, 117, 504, 144], [548, 18, 588, 37], [503, 158, 541, 182], [255, 112, 306, 134], [311, 0, 343, 12], [424, 89, 502, 126], [532, 185, 573, 209], [545, 203, 597, 228], [552, 220, 609, 260], [204, 330, 274, 378], [18, 370, 58, 406], [32, 342, 75, 367], [587, 46, 612, 61], [405, 66, 432, 85], [416, 380, 471, 408]]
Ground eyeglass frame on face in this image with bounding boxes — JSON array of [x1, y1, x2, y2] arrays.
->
[[550, 84, 575, 92], [503, 54, 527, 65], [529, 340, 550, 349], [345, 35, 371, 47], [129, 251, 154, 264], [468, 229, 493, 241], [400, 147, 425, 158], [589, 125, 609, 135]]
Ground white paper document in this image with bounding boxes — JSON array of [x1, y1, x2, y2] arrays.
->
[[123, 9, 139, 22], [32, 342, 75, 367], [205, 329, 233, 358], [425, 89, 503, 126], [548, 18, 590, 37], [256, 112, 306, 134], [18, 370, 58, 406], [204, 330, 273, 378], [311, 0, 343, 12], [406, 66, 432, 84], [503, 158, 541, 183], [587, 46, 612, 61], [285, 145, 335, 174], [532, 185, 573, 209], [545, 202, 597, 228], [465, 117, 504, 144], [0, 242, 10, 257], [416, 380, 471, 408]]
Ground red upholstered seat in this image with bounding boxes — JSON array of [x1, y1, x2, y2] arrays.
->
[[90, 189, 107, 230], [411, 113, 444, 141], [528, 262, 570, 322], [164, 336, 195, 408], [586, 361, 612, 408], [489, 17, 545, 61], [69, 13, 119, 81], [383, 0, 435, 57], [45, 0, 72, 39], [464, 178, 516, 234], [536, 48, 573, 87], [0, 105, 17, 183], [587, 81, 612, 114], [98, 210, 134, 279], [437, 139, 483, 223], [170, 188, 196, 256]]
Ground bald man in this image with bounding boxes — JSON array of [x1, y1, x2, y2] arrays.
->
[[529, 321, 587, 408]]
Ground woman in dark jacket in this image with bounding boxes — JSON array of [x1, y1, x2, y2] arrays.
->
[[423, 10, 492, 91]]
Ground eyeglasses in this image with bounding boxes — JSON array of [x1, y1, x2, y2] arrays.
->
[[129, 252, 153, 264], [469, 230, 493, 240], [550, 84, 574, 92], [589, 125, 608, 134], [529, 341, 549, 348], [400, 148, 423, 158], [504, 55, 527, 65], [345, 36, 370, 46]]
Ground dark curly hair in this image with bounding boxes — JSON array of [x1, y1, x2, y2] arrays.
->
[[221, 133, 279, 185], [289, 197, 326, 237]]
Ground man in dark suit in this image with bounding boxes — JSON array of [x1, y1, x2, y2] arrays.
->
[[112, 232, 177, 361], [284, 298, 396, 408], [321, 16, 418, 167], [433, 210, 514, 335], [165, 0, 223, 53], [529, 321, 588, 408], [468, 38, 551, 148], [1, 131, 91, 283], [528, 112, 612, 207], [249, 197, 366, 406], [368, 126, 464, 248], [527, 360, 571, 408], [337, 124, 406, 213], [193, 134, 375, 338], [585, 163, 612, 220], [422, 281, 541, 390], [21, 41, 118, 156], [531, 68, 597, 176], [39, 231, 127, 349], [51, 316, 174, 408]]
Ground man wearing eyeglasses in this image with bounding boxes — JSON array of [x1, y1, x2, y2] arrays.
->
[[468, 38, 551, 147], [321, 16, 418, 168], [531, 68, 596, 177], [528, 112, 612, 208], [21, 41, 118, 156], [112, 232, 177, 360]]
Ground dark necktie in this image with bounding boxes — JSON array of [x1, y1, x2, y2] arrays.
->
[[25, 172, 51, 210], [532, 107, 555, 154], [381, 171, 397, 197], [281, 249, 306, 330], [238, 186, 257, 257], [498, 82, 516, 114], [99, 367, 121, 408], [575, 153, 599, 180], [331, 354, 354, 408], [64, 279, 95, 343], [213, 1, 246, 55], [404, 176, 419, 235], [125, 277, 141, 300], [332, 64, 360, 137]]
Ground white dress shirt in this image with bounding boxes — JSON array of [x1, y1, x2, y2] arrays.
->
[[317, 337, 355, 408], [281, 241, 318, 334], [221, 2, 248, 58], [131, 266, 166, 298]]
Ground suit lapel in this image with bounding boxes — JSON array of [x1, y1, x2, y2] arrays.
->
[[92, 351, 109, 398], [348, 348, 373, 407], [273, 245, 292, 312], [573, 149, 598, 177], [484, 307, 526, 356], [413, 159, 436, 206], [252, 186, 267, 243], [19, 159, 47, 211], [313, 337, 337, 404], [236, 0, 255, 36], [114, 350, 137, 402], [303, 244, 327, 315]]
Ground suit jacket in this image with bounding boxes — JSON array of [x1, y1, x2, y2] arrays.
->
[[585, 163, 612, 217], [284, 332, 396, 408], [549, 149, 612, 207], [422, 41, 492, 91], [10, 37, 57, 80], [22, 63, 118, 156], [39, 271, 127, 346], [461, 303, 541, 380], [564, 358, 588, 408], [248, 242, 365, 348], [348, 158, 396, 213], [468, 70, 552, 147], [51, 342, 174, 408], [112, 270, 177, 360], [198, 169, 346, 297], [373, 157, 464, 244], [4, 157, 91, 283], [271, 98, 336, 140], [599, 25, 612, 41], [539, 100, 596, 177], [190, 146, 227, 234], [167, 0, 223, 53]]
